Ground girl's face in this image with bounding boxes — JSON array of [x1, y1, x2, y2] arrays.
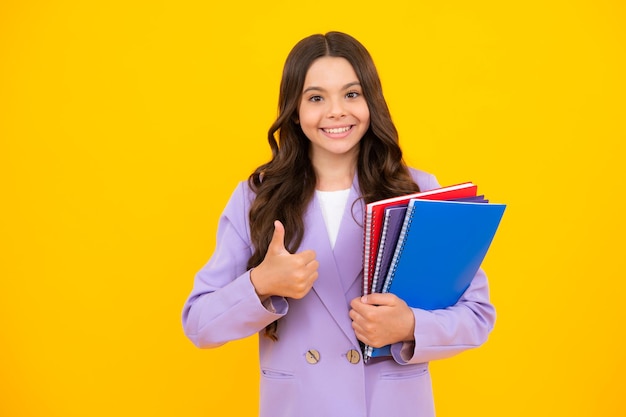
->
[[298, 57, 370, 167]]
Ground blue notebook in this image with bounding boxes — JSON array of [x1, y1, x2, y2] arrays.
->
[[365, 198, 505, 360]]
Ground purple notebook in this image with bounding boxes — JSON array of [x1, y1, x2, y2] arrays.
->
[[372, 206, 407, 294], [449, 195, 488, 203]]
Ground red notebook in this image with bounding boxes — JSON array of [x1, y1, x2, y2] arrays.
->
[[362, 182, 478, 295]]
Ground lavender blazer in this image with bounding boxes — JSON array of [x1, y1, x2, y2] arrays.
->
[[182, 169, 495, 417]]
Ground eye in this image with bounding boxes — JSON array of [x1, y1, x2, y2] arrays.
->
[[308, 95, 323, 102], [346, 91, 361, 99]]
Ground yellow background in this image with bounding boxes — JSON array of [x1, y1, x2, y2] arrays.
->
[[1, 0, 625, 416]]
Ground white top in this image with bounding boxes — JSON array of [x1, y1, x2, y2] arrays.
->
[[315, 188, 351, 249]]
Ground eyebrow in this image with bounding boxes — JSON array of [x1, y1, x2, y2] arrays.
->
[[302, 81, 361, 94]]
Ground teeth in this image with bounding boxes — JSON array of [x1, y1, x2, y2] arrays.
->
[[324, 126, 351, 134]]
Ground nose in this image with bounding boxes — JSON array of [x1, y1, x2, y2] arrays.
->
[[327, 98, 346, 118]]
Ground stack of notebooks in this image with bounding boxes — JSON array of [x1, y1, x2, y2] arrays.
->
[[361, 182, 506, 362]]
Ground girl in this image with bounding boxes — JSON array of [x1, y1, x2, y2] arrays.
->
[[182, 31, 495, 417]]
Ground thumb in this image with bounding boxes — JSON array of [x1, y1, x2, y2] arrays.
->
[[268, 220, 288, 254], [361, 292, 392, 306]]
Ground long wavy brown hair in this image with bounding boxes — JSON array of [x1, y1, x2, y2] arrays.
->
[[247, 32, 420, 340]]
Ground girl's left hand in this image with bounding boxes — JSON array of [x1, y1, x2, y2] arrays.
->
[[349, 293, 415, 348]]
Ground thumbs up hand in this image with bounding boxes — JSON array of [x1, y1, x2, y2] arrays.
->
[[250, 220, 319, 301]]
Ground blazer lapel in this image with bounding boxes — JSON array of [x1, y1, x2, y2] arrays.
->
[[299, 175, 365, 344], [332, 179, 365, 295]]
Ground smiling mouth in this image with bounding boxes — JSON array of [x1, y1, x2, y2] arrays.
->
[[322, 126, 352, 134]]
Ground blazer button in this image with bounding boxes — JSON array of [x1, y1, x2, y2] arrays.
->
[[346, 349, 361, 364], [305, 349, 321, 364]]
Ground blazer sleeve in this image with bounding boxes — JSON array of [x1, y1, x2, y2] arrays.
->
[[390, 170, 497, 364], [181, 182, 287, 348]]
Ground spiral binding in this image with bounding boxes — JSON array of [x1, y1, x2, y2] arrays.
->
[[363, 210, 378, 295], [382, 201, 416, 294]]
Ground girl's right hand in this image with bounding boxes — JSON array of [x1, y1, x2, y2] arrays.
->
[[250, 220, 319, 301]]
